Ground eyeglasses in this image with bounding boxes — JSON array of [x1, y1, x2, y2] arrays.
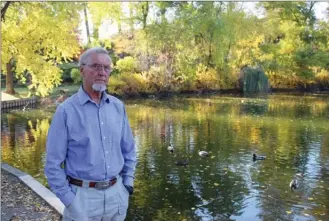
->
[[83, 64, 112, 73]]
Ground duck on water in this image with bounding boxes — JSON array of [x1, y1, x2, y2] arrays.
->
[[290, 179, 298, 191], [175, 159, 189, 166], [167, 144, 174, 153], [253, 153, 266, 161], [198, 151, 209, 157]]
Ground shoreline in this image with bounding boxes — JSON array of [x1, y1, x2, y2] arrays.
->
[[2, 87, 328, 112]]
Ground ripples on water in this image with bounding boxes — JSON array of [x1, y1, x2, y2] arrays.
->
[[1, 94, 329, 221]]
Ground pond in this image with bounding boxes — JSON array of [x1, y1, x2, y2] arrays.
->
[[1, 94, 329, 221]]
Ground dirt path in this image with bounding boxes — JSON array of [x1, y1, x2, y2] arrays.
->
[[1, 169, 61, 221]]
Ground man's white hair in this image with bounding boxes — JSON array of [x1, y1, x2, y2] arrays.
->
[[78, 47, 112, 67]]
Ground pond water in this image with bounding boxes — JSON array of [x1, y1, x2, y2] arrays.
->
[[1, 94, 329, 221]]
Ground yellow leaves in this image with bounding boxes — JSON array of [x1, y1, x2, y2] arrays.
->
[[194, 64, 219, 90], [279, 40, 296, 55], [233, 34, 266, 66], [28, 119, 50, 139], [88, 2, 123, 30], [250, 127, 261, 145], [175, 43, 184, 50], [2, 2, 81, 97]]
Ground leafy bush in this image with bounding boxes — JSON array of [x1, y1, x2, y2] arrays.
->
[[315, 69, 329, 89], [194, 64, 219, 90], [116, 56, 138, 74], [121, 73, 150, 95], [267, 71, 299, 88], [140, 66, 165, 92], [59, 62, 78, 83], [70, 68, 81, 84], [108, 73, 151, 96], [171, 74, 191, 91], [108, 75, 126, 95]]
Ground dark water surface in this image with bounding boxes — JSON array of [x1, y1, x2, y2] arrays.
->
[[2, 94, 329, 221]]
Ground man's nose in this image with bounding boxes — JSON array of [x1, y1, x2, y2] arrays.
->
[[98, 68, 107, 75]]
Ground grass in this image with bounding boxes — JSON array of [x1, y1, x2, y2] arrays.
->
[[48, 84, 80, 99], [1, 84, 80, 101]]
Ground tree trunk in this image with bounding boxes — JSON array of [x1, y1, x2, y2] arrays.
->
[[160, 9, 166, 24], [83, 5, 91, 44], [117, 21, 122, 34], [145, 31, 150, 70], [93, 27, 99, 39], [8, 115, 16, 147], [206, 32, 214, 70], [129, 5, 134, 36], [5, 58, 16, 94], [142, 2, 149, 29], [1, 1, 12, 22]]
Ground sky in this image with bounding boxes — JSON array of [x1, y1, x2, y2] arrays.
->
[[242, 1, 328, 20], [78, 1, 329, 45]]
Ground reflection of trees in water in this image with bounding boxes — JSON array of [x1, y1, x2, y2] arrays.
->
[[267, 97, 329, 118], [128, 108, 248, 220], [2, 114, 29, 163], [257, 186, 292, 221], [126, 96, 329, 220], [2, 96, 329, 220], [8, 115, 16, 147], [317, 129, 329, 219], [321, 128, 329, 165], [1, 113, 50, 185], [249, 124, 329, 221], [131, 121, 200, 220], [240, 100, 269, 116]]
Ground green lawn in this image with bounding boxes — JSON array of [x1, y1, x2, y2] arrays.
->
[[48, 84, 80, 99]]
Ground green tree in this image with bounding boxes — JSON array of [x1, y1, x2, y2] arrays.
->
[[88, 2, 124, 36], [130, 2, 149, 29], [1, 2, 83, 96], [259, 2, 329, 86], [83, 3, 91, 44]]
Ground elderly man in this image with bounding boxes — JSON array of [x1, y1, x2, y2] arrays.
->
[[45, 47, 137, 221]]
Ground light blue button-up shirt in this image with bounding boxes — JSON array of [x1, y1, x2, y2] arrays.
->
[[45, 87, 137, 206]]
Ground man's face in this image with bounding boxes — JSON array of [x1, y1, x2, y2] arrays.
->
[[80, 53, 111, 91]]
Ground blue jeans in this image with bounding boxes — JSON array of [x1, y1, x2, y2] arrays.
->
[[62, 176, 129, 221]]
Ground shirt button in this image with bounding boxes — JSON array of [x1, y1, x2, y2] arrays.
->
[[108, 166, 110, 168], [103, 136, 106, 139], [106, 151, 108, 154], [101, 122, 104, 125]]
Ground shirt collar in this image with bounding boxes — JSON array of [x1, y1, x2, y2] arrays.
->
[[78, 86, 110, 105]]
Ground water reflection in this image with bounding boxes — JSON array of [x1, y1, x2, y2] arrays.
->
[[1, 95, 329, 221], [1, 110, 53, 185]]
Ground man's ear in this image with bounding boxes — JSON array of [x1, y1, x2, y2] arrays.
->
[[80, 68, 84, 78]]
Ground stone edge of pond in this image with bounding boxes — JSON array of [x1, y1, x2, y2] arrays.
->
[[1, 163, 64, 216]]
